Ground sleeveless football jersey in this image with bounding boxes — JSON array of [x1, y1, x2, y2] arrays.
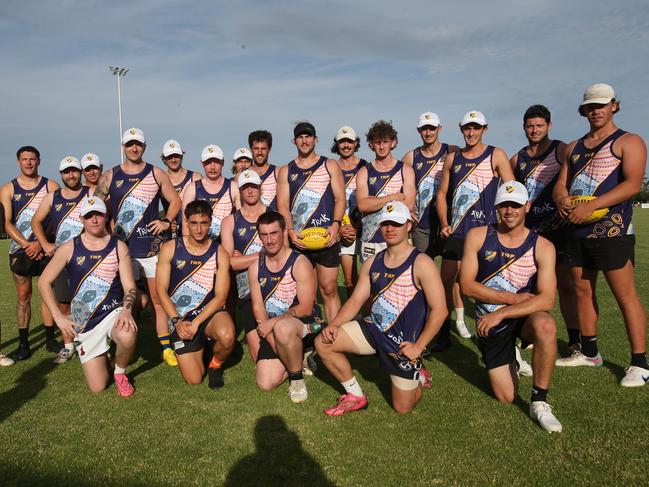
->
[[233, 210, 263, 299], [194, 178, 234, 240], [413, 144, 448, 230], [259, 164, 278, 210], [361, 161, 404, 244], [287, 156, 335, 232], [9, 177, 50, 255], [50, 187, 89, 245]]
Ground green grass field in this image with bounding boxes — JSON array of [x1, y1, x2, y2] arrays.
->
[[1, 215, 649, 487]]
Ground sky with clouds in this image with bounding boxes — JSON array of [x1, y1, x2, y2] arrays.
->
[[2, 0, 648, 180]]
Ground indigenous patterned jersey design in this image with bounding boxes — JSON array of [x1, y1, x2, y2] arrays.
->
[[259, 165, 278, 210], [51, 187, 89, 245], [361, 161, 404, 243], [568, 129, 631, 239], [341, 159, 367, 217], [168, 238, 219, 321], [448, 146, 499, 239], [195, 178, 234, 240], [288, 156, 335, 232], [67, 236, 122, 333], [475, 226, 538, 333], [9, 177, 50, 255], [365, 248, 426, 355], [108, 163, 163, 258], [163, 169, 195, 222], [413, 144, 449, 230], [514, 140, 562, 232], [233, 210, 263, 299]]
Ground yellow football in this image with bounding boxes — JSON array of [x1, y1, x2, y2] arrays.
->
[[299, 227, 330, 250], [570, 195, 609, 224], [341, 214, 351, 226]]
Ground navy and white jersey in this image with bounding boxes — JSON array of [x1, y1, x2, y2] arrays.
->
[[413, 144, 449, 230], [50, 187, 90, 245], [341, 159, 368, 217], [365, 248, 427, 355], [194, 178, 234, 240], [233, 210, 263, 299], [9, 177, 51, 255], [167, 237, 219, 321], [287, 156, 335, 232], [259, 165, 278, 210], [108, 163, 163, 258], [514, 140, 562, 232], [475, 225, 538, 332], [361, 161, 404, 244], [448, 146, 500, 239], [163, 169, 196, 221], [67, 236, 123, 333]]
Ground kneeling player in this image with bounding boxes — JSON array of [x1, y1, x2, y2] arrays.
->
[[459, 182, 562, 432], [156, 200, 235, 389], [38, 197, 137, 396], [316, 201, 446, 415]]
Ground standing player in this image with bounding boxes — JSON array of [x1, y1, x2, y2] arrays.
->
[[316, 201, 446, 415], [232, 147, 253, 178], [38, 196, 138, 396], [156, 200, 236, 389], [160, 139, 200, 231], [247, 211, 325, 402], [356, 120, 416, 263], [277, 122, 346, 322], [402, 112, 468, 338], [553, 84, 649, 387], [0, 146, 60, 360], [248, 130, 278, 210], [94, 128, 182, 367], [434, 111, 514, 350], [80, 153, 103, 194], [182, 144, 240, 240], [32, 156, 89, 363], [331, 125, 367, 298], [460, 182, 562, 432]]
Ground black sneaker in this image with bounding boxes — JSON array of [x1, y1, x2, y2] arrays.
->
[[14, 344, 31, 361], [208, 367, 225, 389], [46, 339, 62, 353]]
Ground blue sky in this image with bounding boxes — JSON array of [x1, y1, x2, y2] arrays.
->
[[2, 0, 648, 180]]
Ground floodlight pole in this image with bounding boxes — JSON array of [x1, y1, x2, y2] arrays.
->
[[109, 66, 129, 164]]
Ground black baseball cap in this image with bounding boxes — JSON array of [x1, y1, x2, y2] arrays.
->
[[294, 122, 316, 138]]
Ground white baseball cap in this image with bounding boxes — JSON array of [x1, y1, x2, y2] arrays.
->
[[201, 144, 224, 162], [233, 147, 253, 161], [335, 126, 357, 142], [494, 181, 529, 206], [122, 127, 145, 144], [80, 153, 101, 169], [162, 139, 183, 157], [78, 196, 107, 217], [459, 111, 487, 127], [418, 112, 441, 128], [237, 169, 262, 188], [378, 200, 411, 225], [580, 83, 616, 106], [59, 156, 82, 171]]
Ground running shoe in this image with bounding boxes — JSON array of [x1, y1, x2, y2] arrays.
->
[[53, 347, 76, 364], [324, 393, 368, 416], [208, 367, 225, 389], [0, 352, 14, 367], [419, 367, 432, 389], [515, 346, 533, 377], [555, 351, 603, 367], [162, 348, 178, 367], [288, 379, 308, 403], [14, 344, 31, 361], [455, 321, 472, 339], [530, 401, 562, 433], [114, 373, 134, 397], [620, 366, 649, 387]]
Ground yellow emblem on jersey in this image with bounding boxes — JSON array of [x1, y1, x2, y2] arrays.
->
[[76, 256, 86, 266], [176, 260, 186, 270], [484, 250, 497, 262]]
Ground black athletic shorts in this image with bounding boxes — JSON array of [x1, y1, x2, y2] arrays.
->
[[169, 307, 227, 356], [238, 298, 257, 334], [411, 223, 444, 259], [256, 315, 324, 362], [477, 318, 526, 370], [9, 252, 49, 277], [538, 229, 567, 265], [297, 242, 341, 268], [441, 236, 465, 261], [564, 235, 635, 272]]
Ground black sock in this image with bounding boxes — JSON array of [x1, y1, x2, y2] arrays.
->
[[581, 335, 598, 358], [44, 325, 56, 341], [567, 328, 581, 346], [288, 370, 303, 382], [631, 353, 649, 369], [18, 329, 29, 347], [531, 385, 548, 403]]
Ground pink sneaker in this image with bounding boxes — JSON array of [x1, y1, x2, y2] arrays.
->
[[114, 373, 134, 397], [419, 367, 432, 389], [324, 393, 368, 416]]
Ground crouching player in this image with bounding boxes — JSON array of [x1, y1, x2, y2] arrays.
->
[[156, 200, 235, 389], [459, 182, 562, 432], [316, 201, 446, 415], [38, 197, 137, 396]]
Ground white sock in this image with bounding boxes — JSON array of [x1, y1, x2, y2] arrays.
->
[[64, 342, 74, 351], [114, 365, 126, 375], [455, 308, 465, 323], [341, 376, 364, 397]]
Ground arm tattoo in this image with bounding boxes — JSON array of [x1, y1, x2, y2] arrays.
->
[[124, 289, 137, 311]]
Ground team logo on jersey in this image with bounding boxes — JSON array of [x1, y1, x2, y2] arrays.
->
[[55, 203, 63, 212], [259, 277, 267, 287], [484, 250, 497, 262], [176, 259, 186, 270], [238, 228, 247, 237], [570, 154, 580, 164], [369, 177, 377, 185], [371, 271, 380, 283], [290, 173, 298, 182], [520, 162, 527, 170], [14, 194, 21, 201], [116, 180, 124, 188], [76, 256, 86, 266], [416, 162, 423, 170], [454, 165, 461, 173]]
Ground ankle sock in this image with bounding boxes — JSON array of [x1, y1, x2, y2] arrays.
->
[[209, 356, 223, 369], [158, 334, 171, 351], [341, 376, 364, 397], [44, 325, 56, 341], [531, 385, 548, 403], [18, 329, 29, 348], [288, 370, 303, 382], [580, 335, 598, 358], [631, 352, 649, 369], [114, 365, 126, 375], [567, 328, 581, 346]]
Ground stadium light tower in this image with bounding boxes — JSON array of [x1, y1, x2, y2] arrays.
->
[[109, 66, 129, 163]]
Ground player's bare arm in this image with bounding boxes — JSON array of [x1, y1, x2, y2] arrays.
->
[[401, 149, 415, 166], [93, 169, 113, 201], [493, 148, 514, 182], [435, 152, 454, 235], [326, 159, 345, 244], [355, 166, 404, 213], [31, 192, 55, 256], [116, 240, 137, 331]]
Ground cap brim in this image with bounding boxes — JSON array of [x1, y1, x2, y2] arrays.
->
[[580, 97, 613, 106], [495, 197, 527, 206]]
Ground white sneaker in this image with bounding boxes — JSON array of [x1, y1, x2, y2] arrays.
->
[[455, 321, 472, 339], [53, 347, 76, 364], [530, 401, 562, 433], [288, 379, 308, 403], [0, 352, 14, 367], [620, 366, 649, 387], [555, 351, 603, 367], [515, 346, 533, 377]]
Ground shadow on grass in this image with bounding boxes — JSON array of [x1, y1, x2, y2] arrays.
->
[[603, 358, 626, 381], [225, 415, 335, 487], [127, 311, 162, 381], [0, 357, 56, 423]]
